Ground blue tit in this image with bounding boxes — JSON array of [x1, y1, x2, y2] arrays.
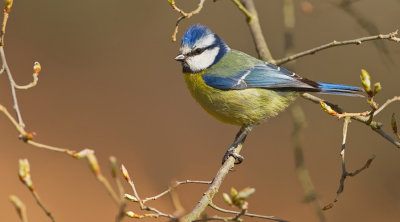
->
[[174, 24, 362, 164]]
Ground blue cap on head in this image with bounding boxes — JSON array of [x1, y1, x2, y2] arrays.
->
[[181, 24, 213, 47]]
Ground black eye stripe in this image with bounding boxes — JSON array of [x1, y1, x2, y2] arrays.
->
[[187, 44, 218, 57]]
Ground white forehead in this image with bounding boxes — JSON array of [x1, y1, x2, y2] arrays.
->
[[180, 34, 216, 54]]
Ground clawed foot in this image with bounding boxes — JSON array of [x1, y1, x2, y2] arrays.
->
[[221, 125, 253, 165], [221, 148, 244, 165]]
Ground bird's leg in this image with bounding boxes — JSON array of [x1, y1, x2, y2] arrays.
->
[[222, 125, 254, 165]]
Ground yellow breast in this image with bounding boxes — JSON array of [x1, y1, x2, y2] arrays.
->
[[183, 72, 298, 126]]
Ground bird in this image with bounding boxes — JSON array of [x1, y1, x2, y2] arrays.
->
[[174, 24, 362, 164]]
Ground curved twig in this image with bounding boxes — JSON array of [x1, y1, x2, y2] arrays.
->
[[169, 0, 206, 42]]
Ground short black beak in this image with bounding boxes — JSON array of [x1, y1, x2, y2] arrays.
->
[[174, 54, 185, 62]]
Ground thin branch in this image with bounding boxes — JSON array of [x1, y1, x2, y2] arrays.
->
[[231, 0, 252, 20], [334, 0, 393, 62], [13, 74, 39, 89], [301, 93, 400, 148], [0, 105, 124, 214], [372, 127, 400, 148], [18, 159, 56, 222], [373, 96, 400, 117], [302, 94, 388, 209], [1, 5, 10, 46], [169, 0, 206, 42], [121, 165, 176, 219], [237, 0, 274, 62], [207, 202, 288, 222], [121, 164, 142, 203], [125, 211, 159, 219], [26, 140, 76, 154], [322, 118, 375, 210], [1, 47, 25, 127], [142, 180, 212, 204], [0, 3, 25, 127], [275, 30, 400, 65], [182, 145, 243, 222], [335, 110, 371, 119], [230, 208, 247, 221], [31, 190, 55, 222], [336, 117, 351, 198]]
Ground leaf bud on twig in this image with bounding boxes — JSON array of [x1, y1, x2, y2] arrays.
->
[[18, 159, 34, 191], [33, 62, 41, 75], [360, 69, 372, 96]]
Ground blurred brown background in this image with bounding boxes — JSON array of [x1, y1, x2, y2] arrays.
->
[[1, 0, 399, 221]]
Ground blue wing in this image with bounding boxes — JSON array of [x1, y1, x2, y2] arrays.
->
[[202, 62, 363, 96], [203, 63, 318, 91]]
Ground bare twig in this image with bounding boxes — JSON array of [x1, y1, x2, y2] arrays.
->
[[13, 74, 39, 89], [322, 117, 376, 210], [301, 93, 400, 148], [0, 2, 25, 127], [0, 105, 123, 215], [334, 0, 393, 62], [231, 0, 252, 19], [142, 180, 212, 204], [373, 96, 400, 117], [336, 111, 371, 119], [372, 127, 400, 148], [31, 190, 55, 222], [1, 1, 11, 46], [182, 145, 243, 222], [125, 211, 159, 219], [1, 47, 25, 127], [275, 30, 400, 65], [169, 0, 206, 42], [207, 202, 287, 222], [237, 0, 274, 62], [336, 117, 351, 198], [121, 165, 176, 219], [18, 159, 56, 222], [9, 195, 28, 222]]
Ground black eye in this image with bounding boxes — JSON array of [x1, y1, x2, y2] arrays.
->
[[193, 48, 205, 55]]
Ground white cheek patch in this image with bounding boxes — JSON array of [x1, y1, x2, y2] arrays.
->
[[194, 34, 216, 49], [186, 47, 220, 73]]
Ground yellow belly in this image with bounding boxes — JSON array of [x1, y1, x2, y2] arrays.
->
[[183, 72, 298, 126]]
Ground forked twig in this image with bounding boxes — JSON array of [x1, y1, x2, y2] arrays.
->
[[169, 0, 206, 42], [323, 118, 376, 210], [301, 93, 400, 149]]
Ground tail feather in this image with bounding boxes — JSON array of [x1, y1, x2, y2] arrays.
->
[[317, 82, 364, 97]]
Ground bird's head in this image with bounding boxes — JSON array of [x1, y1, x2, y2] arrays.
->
[[175, 24, 230, 73]]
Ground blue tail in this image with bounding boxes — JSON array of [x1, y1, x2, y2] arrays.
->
[[317, 82, 364, 97]]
